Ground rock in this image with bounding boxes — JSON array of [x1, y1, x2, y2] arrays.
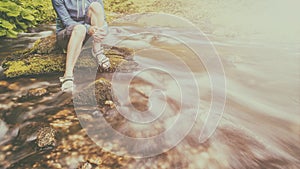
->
[[0, 66, 4, 79], [88, 156, 103, 165], [0, 119, 8, 141], [16, 123, 41, 144], [36, 127, 57, 148], [105, 100, 115, 109], [3, 54, 66, 78], [16, 87, 49, 102], [1, 35, 134, 78], [0, 80, 9, 93], [94, 78, 113, 106], [27, 87, 48, 97], [49, 109, 80, 134], [16, 124, 57, 148], [7, 82, 20, 91], [74, 78, 112, 107], [80, 162, 92, 169], [0, 102, 14, 111], [0, 81, 8, 87]]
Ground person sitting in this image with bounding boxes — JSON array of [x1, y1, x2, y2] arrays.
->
[[52, 0, 110, 92]]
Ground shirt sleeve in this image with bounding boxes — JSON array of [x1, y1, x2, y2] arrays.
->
[[52, 0, 79, 27]]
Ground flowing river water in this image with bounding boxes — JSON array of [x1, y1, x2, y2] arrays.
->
[[0, 12, 299, 169]]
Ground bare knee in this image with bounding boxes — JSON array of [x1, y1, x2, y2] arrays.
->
[[71, 25, 86, 40], [89, 2, 104, 16]]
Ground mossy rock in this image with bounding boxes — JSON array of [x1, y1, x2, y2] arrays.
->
[[3, 54, 66, 78], [1, 35, 134, 78], [74, 78, 112, 107]]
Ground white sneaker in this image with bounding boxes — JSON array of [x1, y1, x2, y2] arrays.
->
[[59, 76, 74, 93]]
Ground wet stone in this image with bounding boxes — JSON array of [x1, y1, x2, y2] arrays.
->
[[0, 119, 8, 141], [105, 100, 115, 109], [0, 102, 14, 111], [115, 60, 140, 73], [7, 82, 20, 91], [0, 80, 9, 93], [88, 156, 103, 165], [80, 162, 93, 169], [16, 87, 49, 102], [27, 87, 48, 97], [29, 78, 37, 82], [36, 127, 57, 148], [74, 78, 112, 107], [50, 162, 63, 169], [16, 122, 41, 143]]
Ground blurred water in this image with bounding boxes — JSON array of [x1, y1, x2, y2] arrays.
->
[[101, 24, 300, 168]]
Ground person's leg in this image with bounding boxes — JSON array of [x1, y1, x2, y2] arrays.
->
[[87, 2, 110, 69], [59, 24, 86, 92], [64, 24, 87, 77], [88, 2, 105, 28]]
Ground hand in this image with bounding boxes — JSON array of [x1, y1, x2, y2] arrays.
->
[[88, 26, 97, 35], [88, 26, 107, 42]]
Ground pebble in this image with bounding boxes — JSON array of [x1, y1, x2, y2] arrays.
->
[[0, 102, 13, 111], [30, 78, 37, 82], [51, 163, 62, 168], [105, 100, 115, 108], [0, 81, 9, 87], [88, 156, 103, 165], [32, 163, 40, 168], [92, 110, 102, 118], [28, 87, 48, 97], [8, 83, 20, 91], [36, 127, 57, 148], [80, 162, 92, 169], [0, 153, 5, 161], [0, 66, 3, 77], [0, 144, 12, 152]]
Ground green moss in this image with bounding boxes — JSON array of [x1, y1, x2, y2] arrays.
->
[[104, 0, 137, 22], [2, 35, 134, 78], [105, 46, 135, 58], [3, 53, 129, 78], [4, 54, 65, 78], [106, 55, 127, 72]]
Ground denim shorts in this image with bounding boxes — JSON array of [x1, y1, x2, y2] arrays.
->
[[56, 24, 90, 50], [56, 21, 108, 50]]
